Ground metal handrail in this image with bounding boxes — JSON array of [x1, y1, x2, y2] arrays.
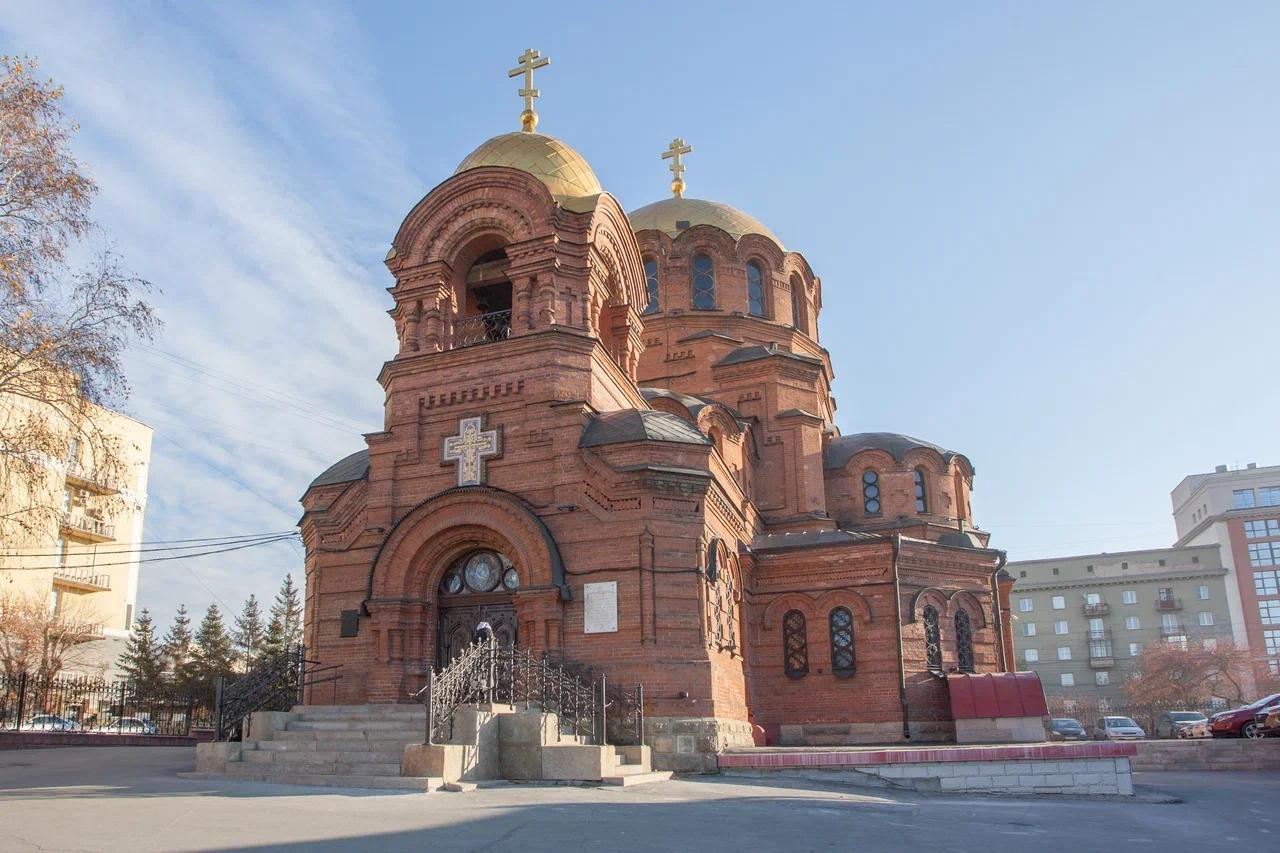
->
[[452, 310, 512, 348]]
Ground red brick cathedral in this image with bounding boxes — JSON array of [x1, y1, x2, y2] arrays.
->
[[301, 53, 1015, 768]]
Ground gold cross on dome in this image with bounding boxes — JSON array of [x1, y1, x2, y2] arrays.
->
[[662, 137, 693, 198], [508, 48, 550, 133], [442, 416, 502, 487]]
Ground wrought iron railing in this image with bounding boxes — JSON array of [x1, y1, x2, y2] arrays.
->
[[52, 567, 111, 590], [214, 645, 341, 741], [62, 513, 115, 540], [452, 310, 512, 348], [0, 671, 215, 735], [1082, 602, 1109, 616], [411, 637, 644, 746], [1156, 597, 1183, 611]]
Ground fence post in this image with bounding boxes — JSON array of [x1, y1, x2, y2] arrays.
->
[[599, 674, 608, 746], [295, 644, 306, 707], [117, 681, 126, 732], [184, 693, 195, 737], [636, 684, 644, 746], [424, 669, 435, 745], [15, 672, 27, 730], [213, 675, 225, 741]]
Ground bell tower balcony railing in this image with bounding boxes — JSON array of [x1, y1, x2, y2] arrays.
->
[[452, 310, 513, 349]]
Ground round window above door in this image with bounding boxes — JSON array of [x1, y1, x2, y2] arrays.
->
[[464, 552, 502, 592]]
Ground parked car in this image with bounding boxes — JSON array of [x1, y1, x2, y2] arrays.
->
[[1253, 703, 1280, 737], [1154, 711, 1211, 739], [20, 714, 79, 731], [112, 717, 158, 735], [1210, 692, 1280, 738], [1093, 716, 1146, 740], [1048, 718, 1089, 741]]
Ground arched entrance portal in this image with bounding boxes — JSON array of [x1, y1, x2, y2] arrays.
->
[[436, 548, 521, 664]]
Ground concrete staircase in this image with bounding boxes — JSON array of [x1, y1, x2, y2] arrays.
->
[[195, 703, 670, 790]]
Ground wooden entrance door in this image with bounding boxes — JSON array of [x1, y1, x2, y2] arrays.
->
[[437, 603, 517, 666]]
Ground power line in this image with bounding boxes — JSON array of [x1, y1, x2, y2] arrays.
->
[[2, 531, 299, 558], [1, 533, 299, 572]]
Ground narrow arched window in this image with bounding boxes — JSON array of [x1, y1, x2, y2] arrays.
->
[[692, 254, 716, 310], [955, 608, 975, 673], [862, 470, 881, 515], [914, 467, 928, 513], [642, 259, 660, 315], [923, 605, 942, 671], [829, 607, 856, 678], [783, 609, 808, 679], [747, 261, 766, 317]]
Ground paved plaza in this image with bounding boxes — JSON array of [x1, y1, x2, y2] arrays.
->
[[0, 747, 1275, 852]]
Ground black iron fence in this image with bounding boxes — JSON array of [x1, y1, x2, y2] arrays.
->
[[0, 671, 215, 736], [412, 637, 644, 747], [1046, 697, 1228, 735], [214, 645, 341, 742]]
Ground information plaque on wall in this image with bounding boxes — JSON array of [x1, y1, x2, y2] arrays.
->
[[583, 581, 618, 634]]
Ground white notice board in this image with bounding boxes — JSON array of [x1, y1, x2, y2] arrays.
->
[[583, 581, 618, 634]]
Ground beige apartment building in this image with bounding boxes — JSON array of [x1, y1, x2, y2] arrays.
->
[[1009, 545, 1232, 703], [0, 395, 152, 676], [1172, 462, 1280, 678]]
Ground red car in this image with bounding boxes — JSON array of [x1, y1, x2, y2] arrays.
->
[[1210, 692, 1280, 738]]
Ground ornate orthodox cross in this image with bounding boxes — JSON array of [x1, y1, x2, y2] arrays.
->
[[509, 48, 550, 132], [442, 416, 502, 487], [662, 137, 693, 198]]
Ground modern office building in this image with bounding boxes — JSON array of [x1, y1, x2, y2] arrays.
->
[[1172, 462, 1280, 677], [1008, 545, 1232, 702]]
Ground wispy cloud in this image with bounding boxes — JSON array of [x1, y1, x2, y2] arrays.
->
[[0, 1, 417, 627]]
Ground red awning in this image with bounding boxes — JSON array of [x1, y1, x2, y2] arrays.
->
[[947, 671, 1048, 719]]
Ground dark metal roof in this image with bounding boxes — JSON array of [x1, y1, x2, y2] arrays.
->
[[713, 342, 824, 369], [824, 432, 971, 471], [750, 528, 883, 552], [579, 409, 711, 448], [308, 449, 370, 490], [937, 530, 986, 550]]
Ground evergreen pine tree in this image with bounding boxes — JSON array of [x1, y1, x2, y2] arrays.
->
[[163, 604, 197, 690], [263, 574, 304, 657], [192, 603, 235, 689], [232, 594, 265, 671], [117, 608, 166, 693]]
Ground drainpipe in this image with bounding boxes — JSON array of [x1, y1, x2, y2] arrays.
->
[[990, 550, 1009, 672], [891, 533, 910, 740]]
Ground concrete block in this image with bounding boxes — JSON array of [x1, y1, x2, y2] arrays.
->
[[975, 762, 1007, 776], [1117, 774, 1133, 796], [195, 742, 242, 773], [245, 711, 294, 742], [652, 735, 675, 754], [501, 745, 545, 781], [1072, 773, 1102, 785], [1018, 775, 1046, 787], [541, 744, 606, 781], [963, 776, 992, 787], [939, 777, 969, 790], [1044, 774, 1074, 786], [675, 735, 695, 754], [990, 774, 1022, 787]]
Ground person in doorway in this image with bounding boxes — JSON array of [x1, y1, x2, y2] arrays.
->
[[474, 621, 493, 643]]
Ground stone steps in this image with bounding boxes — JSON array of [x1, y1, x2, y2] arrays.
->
[[272, 729, 421, 742], [222, 765, 442, 791], [286, 720, 423, 732], [228, 758, 403, 776], [255, 738, 415, 753], [243, 749, 404, 765]]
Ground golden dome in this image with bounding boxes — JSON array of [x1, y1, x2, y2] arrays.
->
[[627, 197, 784, 249], [454, 132, 602, 202]]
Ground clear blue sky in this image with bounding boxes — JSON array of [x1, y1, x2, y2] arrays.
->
[[3, 2, 1277, 629]]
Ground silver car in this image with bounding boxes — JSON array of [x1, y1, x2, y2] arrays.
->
[[1093, 716, 1146, 740]]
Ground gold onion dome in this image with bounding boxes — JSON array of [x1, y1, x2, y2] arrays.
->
[[627, 197, 784, 250], [454, 132, 602, 203]]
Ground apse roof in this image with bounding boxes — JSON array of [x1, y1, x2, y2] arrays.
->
[[714, 342, 824, 369], [824, 433, 970, 471], [580, 409, 711, 448], [307, 449, 370, 491]]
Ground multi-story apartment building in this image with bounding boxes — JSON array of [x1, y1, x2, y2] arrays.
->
[[0, 397, 152, 676], [1172, 462, 1280, 677], [1008, 545, 1232, 702]]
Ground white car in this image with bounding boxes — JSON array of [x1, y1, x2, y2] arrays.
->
[[1093, 715, 1146, 740], [21, 714, 80, 731]]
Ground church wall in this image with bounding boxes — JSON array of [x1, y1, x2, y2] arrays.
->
[[825, 447, 973, 534]]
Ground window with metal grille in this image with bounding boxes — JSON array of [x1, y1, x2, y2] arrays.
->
[[747, 261, 766, 317], [955, 608, 975, 672], [829, 607, 856, 678], [692, 254, 716, 310], [642, 259, 660, 314], [914, 467, 928, 513], [783, 610, 808, 679], [862, 469, 881, 515], [923, 605, 942, 671]]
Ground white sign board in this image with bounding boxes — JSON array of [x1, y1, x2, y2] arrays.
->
[[583, 581, 618, 634]]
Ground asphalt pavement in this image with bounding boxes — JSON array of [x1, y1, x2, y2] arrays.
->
[[0, 747, 1274, 852]]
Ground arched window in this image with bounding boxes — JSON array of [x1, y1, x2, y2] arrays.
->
[[862, 470, 881, 515], [829, 607, 856, 678], [783, 609, 808, 679], [692, 254, 716, 310], [790, 274, 807, 332], [642, 259, 660, 315], [914, 467, 928, 514], [923, 604, 942, 671], [955, 609, 975, 673], [747, 261, 766, 317]]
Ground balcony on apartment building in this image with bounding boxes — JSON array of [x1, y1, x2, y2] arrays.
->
[[1082, 600, 1110, 616], [52, 566, 112, 592], [61, 513, 116, 543], [1088, 629, 1115, 668], [64, 463, 121, 496], [1156, 596, 1183, 612], [1160, 622, 1188, 640]]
